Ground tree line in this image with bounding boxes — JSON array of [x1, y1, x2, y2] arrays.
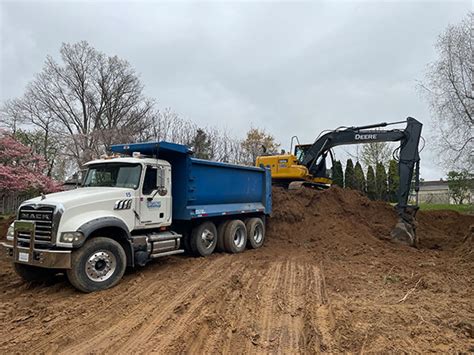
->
[[331, 159, 400, 202], [0, 41, 279, 182]]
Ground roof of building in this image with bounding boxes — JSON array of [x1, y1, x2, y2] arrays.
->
[[420, 180, 448, 187]]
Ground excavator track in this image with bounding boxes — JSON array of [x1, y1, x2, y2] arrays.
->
[[288, 181, 330, 190]]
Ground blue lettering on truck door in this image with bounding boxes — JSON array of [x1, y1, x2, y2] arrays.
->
[[147, 201, 161, 209]]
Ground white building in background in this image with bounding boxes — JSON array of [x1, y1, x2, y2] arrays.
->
[[418, 180, 473, 204]]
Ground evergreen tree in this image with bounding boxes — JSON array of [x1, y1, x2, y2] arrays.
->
[[191, 128, 211, 159], [344, 159, 355, 189], [387, 159, 399, 203], [331, 160, 344, 187], [375, 162, 388, 201], [366, 165, 376, 200], [354, 161, 366, 194]]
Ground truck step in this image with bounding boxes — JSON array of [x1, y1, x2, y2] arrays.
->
[[149, 249, 185, 259]]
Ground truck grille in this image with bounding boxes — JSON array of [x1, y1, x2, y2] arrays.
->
[[17, 205, 55, 246]]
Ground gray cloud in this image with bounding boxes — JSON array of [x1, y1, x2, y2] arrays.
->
[[0, 0, 470, 179]]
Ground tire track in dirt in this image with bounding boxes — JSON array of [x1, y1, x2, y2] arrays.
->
[[31, 257, 217, 354], [244, 258, 324, 354], [2, 255, 326, 355], [110, 256, 235, 354], [79, 257, 229, 354], [142, 261, 242, 352], [165, 261, 261, 353], [18, 276, 148, 354], [301, 264, 327, 352], [276, 259, 306, 352], [27, 261, 183, 353], [217, 265, 266, 354], [250, 260, 283, 353], [276, 259, 292, 350]]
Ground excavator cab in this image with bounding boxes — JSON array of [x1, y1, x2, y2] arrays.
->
[[295, 144, 333, 180]]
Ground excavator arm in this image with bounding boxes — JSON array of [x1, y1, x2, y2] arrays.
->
[[300, 117, 423, 246]]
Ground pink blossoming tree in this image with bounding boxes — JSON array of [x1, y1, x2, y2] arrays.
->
[[0, 131, 61, 194]]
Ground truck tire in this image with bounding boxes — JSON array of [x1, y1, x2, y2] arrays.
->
[[223, 220, 247, 253], [190, 222, 218, 257], [245, 217, 265, 249], [216, 220, 230, 252], [66, 237, 127, 293], [13, 263, 57, 282], [182, 232, 193, 255]]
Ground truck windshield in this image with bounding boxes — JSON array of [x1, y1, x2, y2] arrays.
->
[[83, 163, 142, 189]]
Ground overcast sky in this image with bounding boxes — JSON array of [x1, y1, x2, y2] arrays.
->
[[0, 0, 470, 179]]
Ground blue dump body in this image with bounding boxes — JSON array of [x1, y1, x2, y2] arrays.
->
[[111, 141, 272, 221]]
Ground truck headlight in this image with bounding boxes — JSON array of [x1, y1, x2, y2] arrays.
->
[[60, 231, 85, 246], [6, 223, 14, 241]]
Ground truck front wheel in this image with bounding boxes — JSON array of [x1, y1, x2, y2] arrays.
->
[[223, 220, 247, 253], [14, 263, 58, 282], [66, 237, 127, 293], [190, 222, 218, 257]]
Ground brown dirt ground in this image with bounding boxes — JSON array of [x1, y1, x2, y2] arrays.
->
[[0, 187, 472, 353]]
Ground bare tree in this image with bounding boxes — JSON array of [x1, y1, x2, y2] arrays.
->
[[420, 13, 473, 170], [1, 41, 154, 167], [141, 108, 199, 145], [140, 109, 246, 164], [360, 142, 392, 168], [0, 99, 25, 133]]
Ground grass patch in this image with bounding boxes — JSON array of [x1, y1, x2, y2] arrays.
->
[[418, 203, 473, 213]]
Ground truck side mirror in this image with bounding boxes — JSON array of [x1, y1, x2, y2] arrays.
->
[[147, 166, 167, 201], [157, 166, 167, 195]]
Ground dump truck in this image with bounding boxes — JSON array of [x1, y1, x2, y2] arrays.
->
[[2, 141, 272, 292]]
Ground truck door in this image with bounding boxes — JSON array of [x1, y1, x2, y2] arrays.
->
[[138, 164, 171, 227]]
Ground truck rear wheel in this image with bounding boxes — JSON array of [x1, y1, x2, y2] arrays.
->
[[66, 237, 127, 293], [223, 220, 247, 253], [13, 263, 58, 282], [245, 217, 265, 249], [190, 222, 217, 257], [216, 220, 230, 252]]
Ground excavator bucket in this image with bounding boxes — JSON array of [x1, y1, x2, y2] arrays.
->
[[390, 206, 419, 247], [391, 219, 418, 247]]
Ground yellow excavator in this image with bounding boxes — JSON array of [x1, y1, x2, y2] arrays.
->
[[256, 141, 332, 189], [256, 117, 424, 247]]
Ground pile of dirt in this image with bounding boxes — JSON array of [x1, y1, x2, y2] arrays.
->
[[0, 186, 472, 353], [269, 186, 472, 251], [269, 186, 397, 246], [268, 186, 474, 352]]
